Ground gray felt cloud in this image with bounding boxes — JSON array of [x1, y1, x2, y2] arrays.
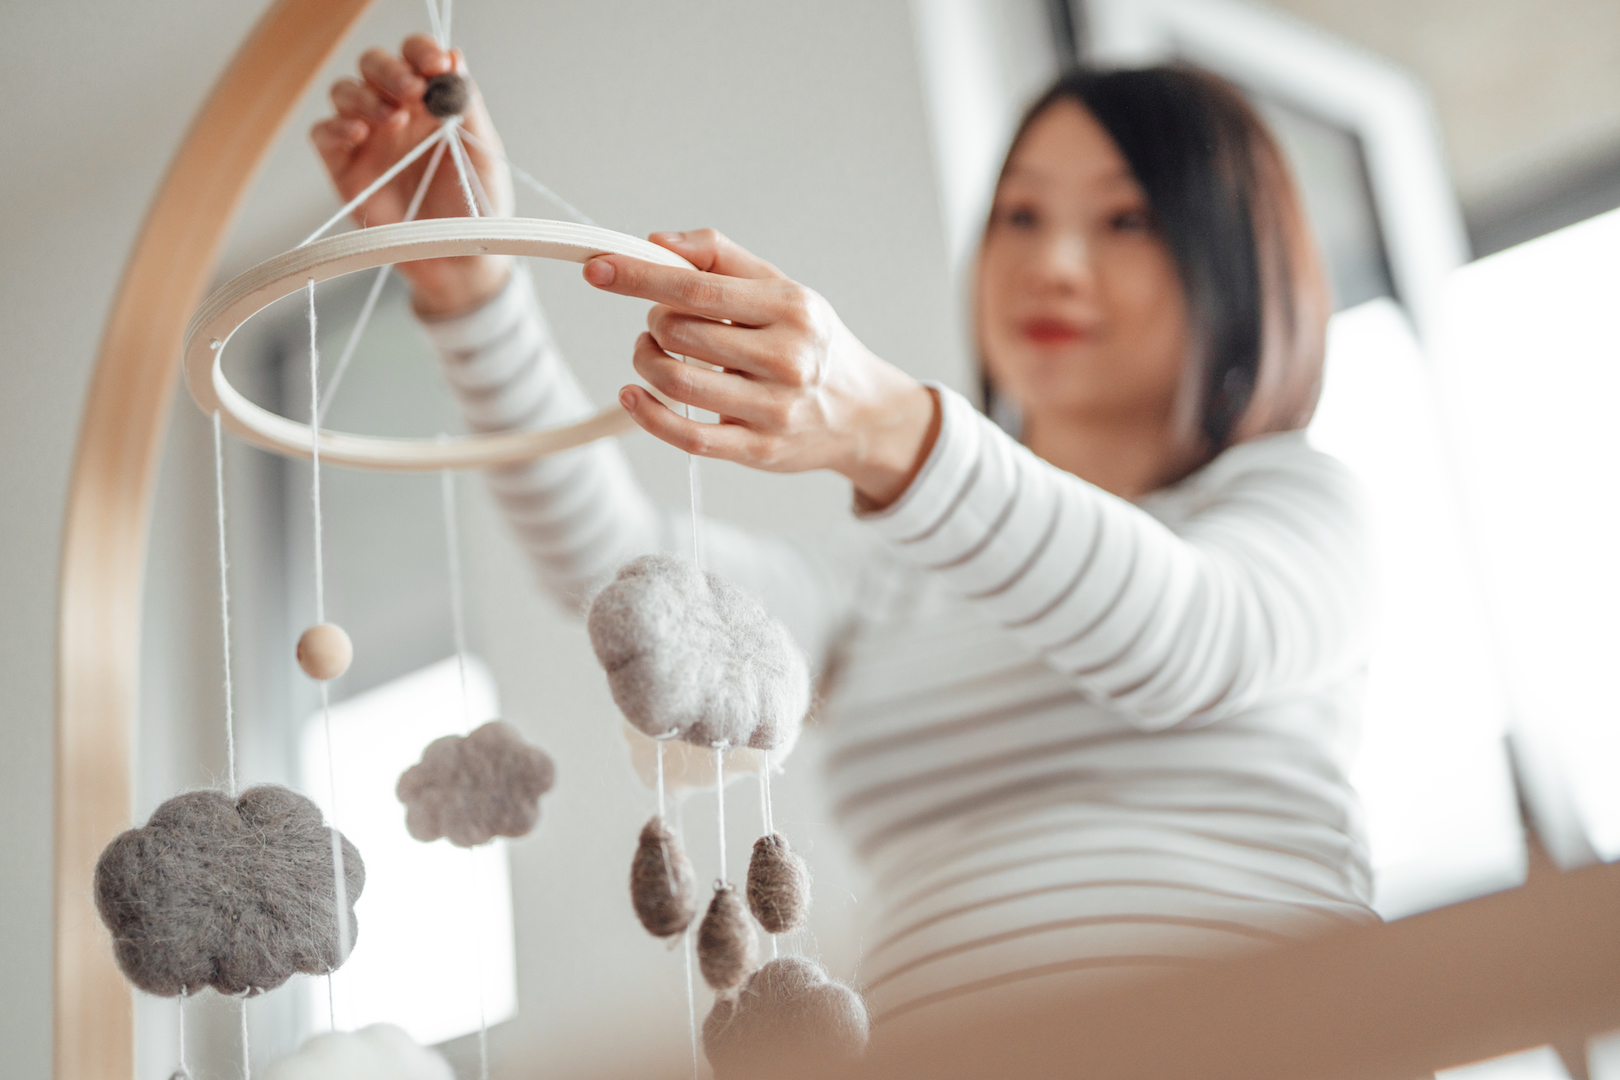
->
[[395, 720, 556, 847], [587, 555, 810, 751], [703, 956, 869, 1078], [94, 785, 364, 997]]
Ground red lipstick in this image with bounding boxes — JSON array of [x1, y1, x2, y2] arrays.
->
[[1021, 317, 1089, 345]]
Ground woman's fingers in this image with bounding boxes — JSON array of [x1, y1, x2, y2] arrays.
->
[[400, 34, 454, 77], [618, 386, 761, 463], [648, 229, 785, 281], [631, 334, 787, 425], [310, 117, 369, 175], [330, 77, 396, 125], [584, 256, 785, 327], [645, 308, 779, 378], [359, 46, 425, 106]]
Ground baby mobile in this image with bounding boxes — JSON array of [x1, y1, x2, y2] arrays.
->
[[90, 3, 865, 1078]]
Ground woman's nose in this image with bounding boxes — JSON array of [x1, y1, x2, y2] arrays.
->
[[1025, 229, 1094, 294]]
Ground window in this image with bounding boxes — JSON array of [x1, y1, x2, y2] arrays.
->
[[299, 655, 518, 1045]]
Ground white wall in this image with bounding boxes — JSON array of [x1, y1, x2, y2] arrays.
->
[[0, 1, 964, 1077]]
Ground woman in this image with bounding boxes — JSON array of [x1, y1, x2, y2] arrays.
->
[[313, 36, 1373, 1034]]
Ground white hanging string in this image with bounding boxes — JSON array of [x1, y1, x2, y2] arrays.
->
[[676, 802, 699, 1080], [307, 280, 353, 1016], [450, 128, 498, 217], [655, 739, 667, 820], [299, 125, 448, 248], [714, 745, 727, 884], [440, 0, 454, 48], [760, 768, 779, 959], [176, 987, 190, 1080], [317, 137, 449, 425], [238, 995, 251, 1080], [423, 0, 445, 46], [212, 412, 238, 798], [439, 464, 490, 1080], [440, 467, 472, 732], [455, 127, 597, 226], [444, 121, 482, 218]]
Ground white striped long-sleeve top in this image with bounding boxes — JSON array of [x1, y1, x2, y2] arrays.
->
[[423, 269, 1377, 1032]]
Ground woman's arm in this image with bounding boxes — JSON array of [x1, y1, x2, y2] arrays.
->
[[857, 388, 1372, 728], [422, 267, 865, 664], [586, 232, 1371, 729], [312, 41, 860, 664]]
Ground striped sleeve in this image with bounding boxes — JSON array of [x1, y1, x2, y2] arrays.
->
[[418, 268, 862, 666], [860, 386, 1372, 730]]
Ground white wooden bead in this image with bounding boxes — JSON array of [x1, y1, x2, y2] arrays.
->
[[296, 623, 352, 681]]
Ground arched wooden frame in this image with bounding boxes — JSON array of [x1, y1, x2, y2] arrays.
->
[[58, 0, 1620, 1078], [56, 2, 375, 1077]]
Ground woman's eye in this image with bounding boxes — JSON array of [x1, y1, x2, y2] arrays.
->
[[995, 204, 1038, 230], [1110, 208, 1151, 232]]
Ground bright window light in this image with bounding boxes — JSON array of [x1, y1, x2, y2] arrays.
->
[[1436, 207, 1620, 862], [1309, 298, 1526, 918], [300, 655, 518, 1046], [1438, 1046, 1571, 1080]]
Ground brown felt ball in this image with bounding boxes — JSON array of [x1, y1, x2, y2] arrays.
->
[[297, 623, 352, 681], [422, 73, 469, 118], [630, 816, 697, 938], [703, 956, 869, 1079], [697, 885, 758, 991], [746, 832, 811, 934]]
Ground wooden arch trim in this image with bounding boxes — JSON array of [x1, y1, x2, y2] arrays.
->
[[54, 1, 374, 1076]]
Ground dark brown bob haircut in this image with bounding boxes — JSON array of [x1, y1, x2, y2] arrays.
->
[[985, 65, 1331, 472]]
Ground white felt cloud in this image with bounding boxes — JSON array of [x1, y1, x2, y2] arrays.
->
[[262, 1024, 454, 1080], [587, 555, 810, 751]]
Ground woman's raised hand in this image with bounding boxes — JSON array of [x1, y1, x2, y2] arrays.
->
[[310, 34, 513, 316], [585, 230, 939, 509]]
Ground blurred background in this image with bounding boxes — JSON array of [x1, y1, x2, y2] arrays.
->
[[2, 0, 1617, 1077]]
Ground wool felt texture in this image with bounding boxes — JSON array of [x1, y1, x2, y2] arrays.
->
[[262, 1023, 455, 1080], [422, 73, 469, 118], [630, 815, 697, 938], [702, 956, 869, 1079], [587, 555, 810, 751], [396, 720, 556, 848], [746, 833, 811, 934], [93, 785, 365, 997], [697, 885, 758, 991]]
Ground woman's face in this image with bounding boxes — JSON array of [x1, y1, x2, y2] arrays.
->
[[978, 100, 1189, 434]]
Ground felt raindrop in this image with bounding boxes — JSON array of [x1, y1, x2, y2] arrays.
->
[[697, 885, 758, 991], [396, 720, 556, 847], [746, 832, 811, 934], [630, 815, 698, 937], [586, 555, 810, 751], [702, 956, 869, 1079], [93, 785, 365, 997]]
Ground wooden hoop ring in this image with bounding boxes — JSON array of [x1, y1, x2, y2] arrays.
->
[[185, 217, 693, 470]]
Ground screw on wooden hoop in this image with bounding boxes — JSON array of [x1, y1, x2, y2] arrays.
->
[[183, 216, 695, 472]]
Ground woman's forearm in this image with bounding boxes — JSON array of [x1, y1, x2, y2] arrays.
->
[[860, 387, 1372, 729]]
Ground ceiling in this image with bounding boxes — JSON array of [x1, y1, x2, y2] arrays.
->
[[1256, 0, 1620, 251]]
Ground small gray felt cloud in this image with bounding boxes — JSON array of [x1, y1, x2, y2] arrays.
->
[[94, 785, 364, 997], [587, 555, 810, 751], [396, 720, 556, 848]]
